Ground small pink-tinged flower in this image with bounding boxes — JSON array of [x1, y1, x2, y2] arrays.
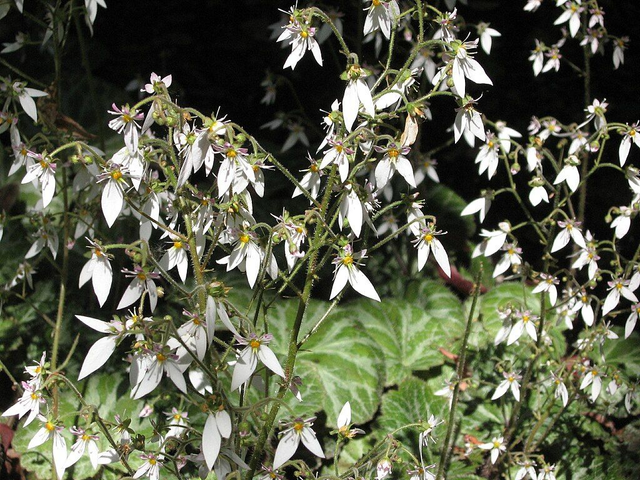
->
[[231, 333, 285, 391], [108, 103, 143, 151], [492, 371, 522, 401], [330, 245, 380, 301], [28, 416, 67, 480], [66, 427, 100, 469], [78, 238, 112, 307], [479, 436, 505, 464]]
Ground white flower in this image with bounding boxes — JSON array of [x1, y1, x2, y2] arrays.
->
[[373, 143, 415, 191], [203, 408, 232, 470], [524, 0, 542, 12], [320, 137, 354, 182], [554, 2, 583, 37], [159, 234, 189, 283], [619, 122, 640, 166], [117, 266, 160, 312], [572, 290, 595, 326], [529, 178, 549, 206], [537, 464, 557, 480], [342, 65, 375, 132], [133, 453, 163, 480], [231, 333, 284, 391], [363, 0, 399, 40], [551, 373, 569, 407], [475, 132, 501, 179], [273, 417, 325, 469], [130, 345, 188, 399], [293, 154, 324, 201], [25, 226, 59, 260], [414, 157, 440, 184], [492, 371, 522, 401], [461, 194, 492, 223], [551, 219, 585, 253], [571, 233, 599, 280], [454, 97, 486, 144], [330, 244, 380, 301], [21, 152, 56, 208], [78, 238, 112, 307], [611, 206, 633, 238], [376, 458, 392, 479], [515, 460, 537, 480], [580, 366, 603, 402], [477, 22, 501, 54], [529, 40, 545, 76], [473, 222, 510, 258], [542, 45, 562, 73], [493, 243, 522, 278], [553, 155, 581, 192], [532, 273, 559, 306], [602, 277, 638, 316], [217, 226, 268, 288], [413, 223, 451, 277], [75, 314, 133, 379], [11, 81, 48, 122], [2, 381, 46, 426], [66, 427, 99, 469], [420, 415, 443, 445], [213, 143, 255, 198], [84, 0, 106, 25], [435, 379, 456, 408], [108, 103, 143, 152], [450, 38, 493, 98], [479, 436, 505, 464], [336, 401, 365, 439], [277, 17, 323, 70], [408, 463, 436, 480], [495, 120, 522, 153], [584, 98, 608, 131], [28, 416, 67, 480], [97, 164, 128, 228], [613, 36, 628, 69]]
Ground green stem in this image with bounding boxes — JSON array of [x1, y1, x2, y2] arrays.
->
[[436, 268, 483, 480]]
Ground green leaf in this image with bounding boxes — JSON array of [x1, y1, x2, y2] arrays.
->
[[263, 298, 386, 427], [378, 378, 447, 438], [599, 329, 640, 377], [347, 281, 466, 386]]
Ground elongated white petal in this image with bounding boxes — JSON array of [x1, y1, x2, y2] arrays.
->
[[117, 278, 143, 310], [337, 402, 351, 428], [92, 257, 112, 307], [52, 433, 67, 480], [216, 410, 232, 438], [132, 359, 163, 399], [203, 413, 222, 470], [491, 380, 510, 400], [79, 260, 94, 288], [550, 229, 570, 253], [602, 289, 619, 315], [431, 238, 451, 277], [356, 79, 375, 117], [300, 427, 325, 458], [349, 266, 381, 302], [28, 427, 50, 449], [101, 180, 123, 228], [78, 336, 117, 380], [396, 157, 416, 187], [273, 430, 300, 469], [165, 361, 188, 393], [75, 315, 112, 333], [65, 440, 85, 468], [330, 265, 349, 300], [19, 93, 38, 122], [231, 347, 258, 391], [343, 81, 359, 132], [258, 345, 285, 378]]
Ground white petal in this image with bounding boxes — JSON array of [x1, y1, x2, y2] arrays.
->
[[92, 257, 112, 307], [337, 401, 351, 428], [19, 93, 38, 122], [330, 265, 349, 300], [396, 157, 416, 187], [342, 82, 359, 132], [550, 229, 570, 253], [301, 427, 325, 458], [491, 380, 510, 400], [602, 289, 619, 315], [53, 433, 67, 480], [75, 315, 112, 333], [356, 79, 375, 117], [216, 410, 232, 438], [117, 278, 143, 310], [101, 180, 124, 228], [231, 347, 258, 391], [28, 427, 50, 449], [273, 430, 300, 469], [165, 361, 188, 393], [78, 260, 95, 288], [432, 238, 451, 277], [203, 414, 222, 470], [349, 267, 381, 302], [258, 345, 285, 378], [78, 336, 117, 380], [132, 360, 163, 399]]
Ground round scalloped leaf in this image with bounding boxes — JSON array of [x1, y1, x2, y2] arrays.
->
[[346, 282, 466, 386]]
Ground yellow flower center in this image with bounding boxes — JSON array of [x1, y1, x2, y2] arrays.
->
[[174, 414, 182, 421], [137, 272, 147, 281], [592, 370, 598, 376], [123, 114, 132, 123], [581, 295, 588, 303], [293, 422, 304, 432], [488, 141, 495, 148], [508, 376, 515, 382], [82, 434, 90, 441], [424, 233, 433, 243], [39, 160, 48, 169], [156, 353, 167, 362], [300, 30, 308, 38], [310, 164, 319, 172], [616, 282, 623, 290], [45, 422, 55, 431], [523, 315, 530, 323], [173, 241, 183, 249], [149, 458, 157, 466], [250, 339, 261, 349], [31, 393, 38, 400], [111, 171, 122, 181], [388, 148, 399, 158], [335, 144, 344, 153], [227, 149, 237, 158], [342, 255, 354, 266], [493, 440, 501, 448], [295, 226, 304, 234], [239, 234, 250, 244], [35, 366, 42, 374], [193, 317, 201, 325], [508, 248, 515, 255]]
